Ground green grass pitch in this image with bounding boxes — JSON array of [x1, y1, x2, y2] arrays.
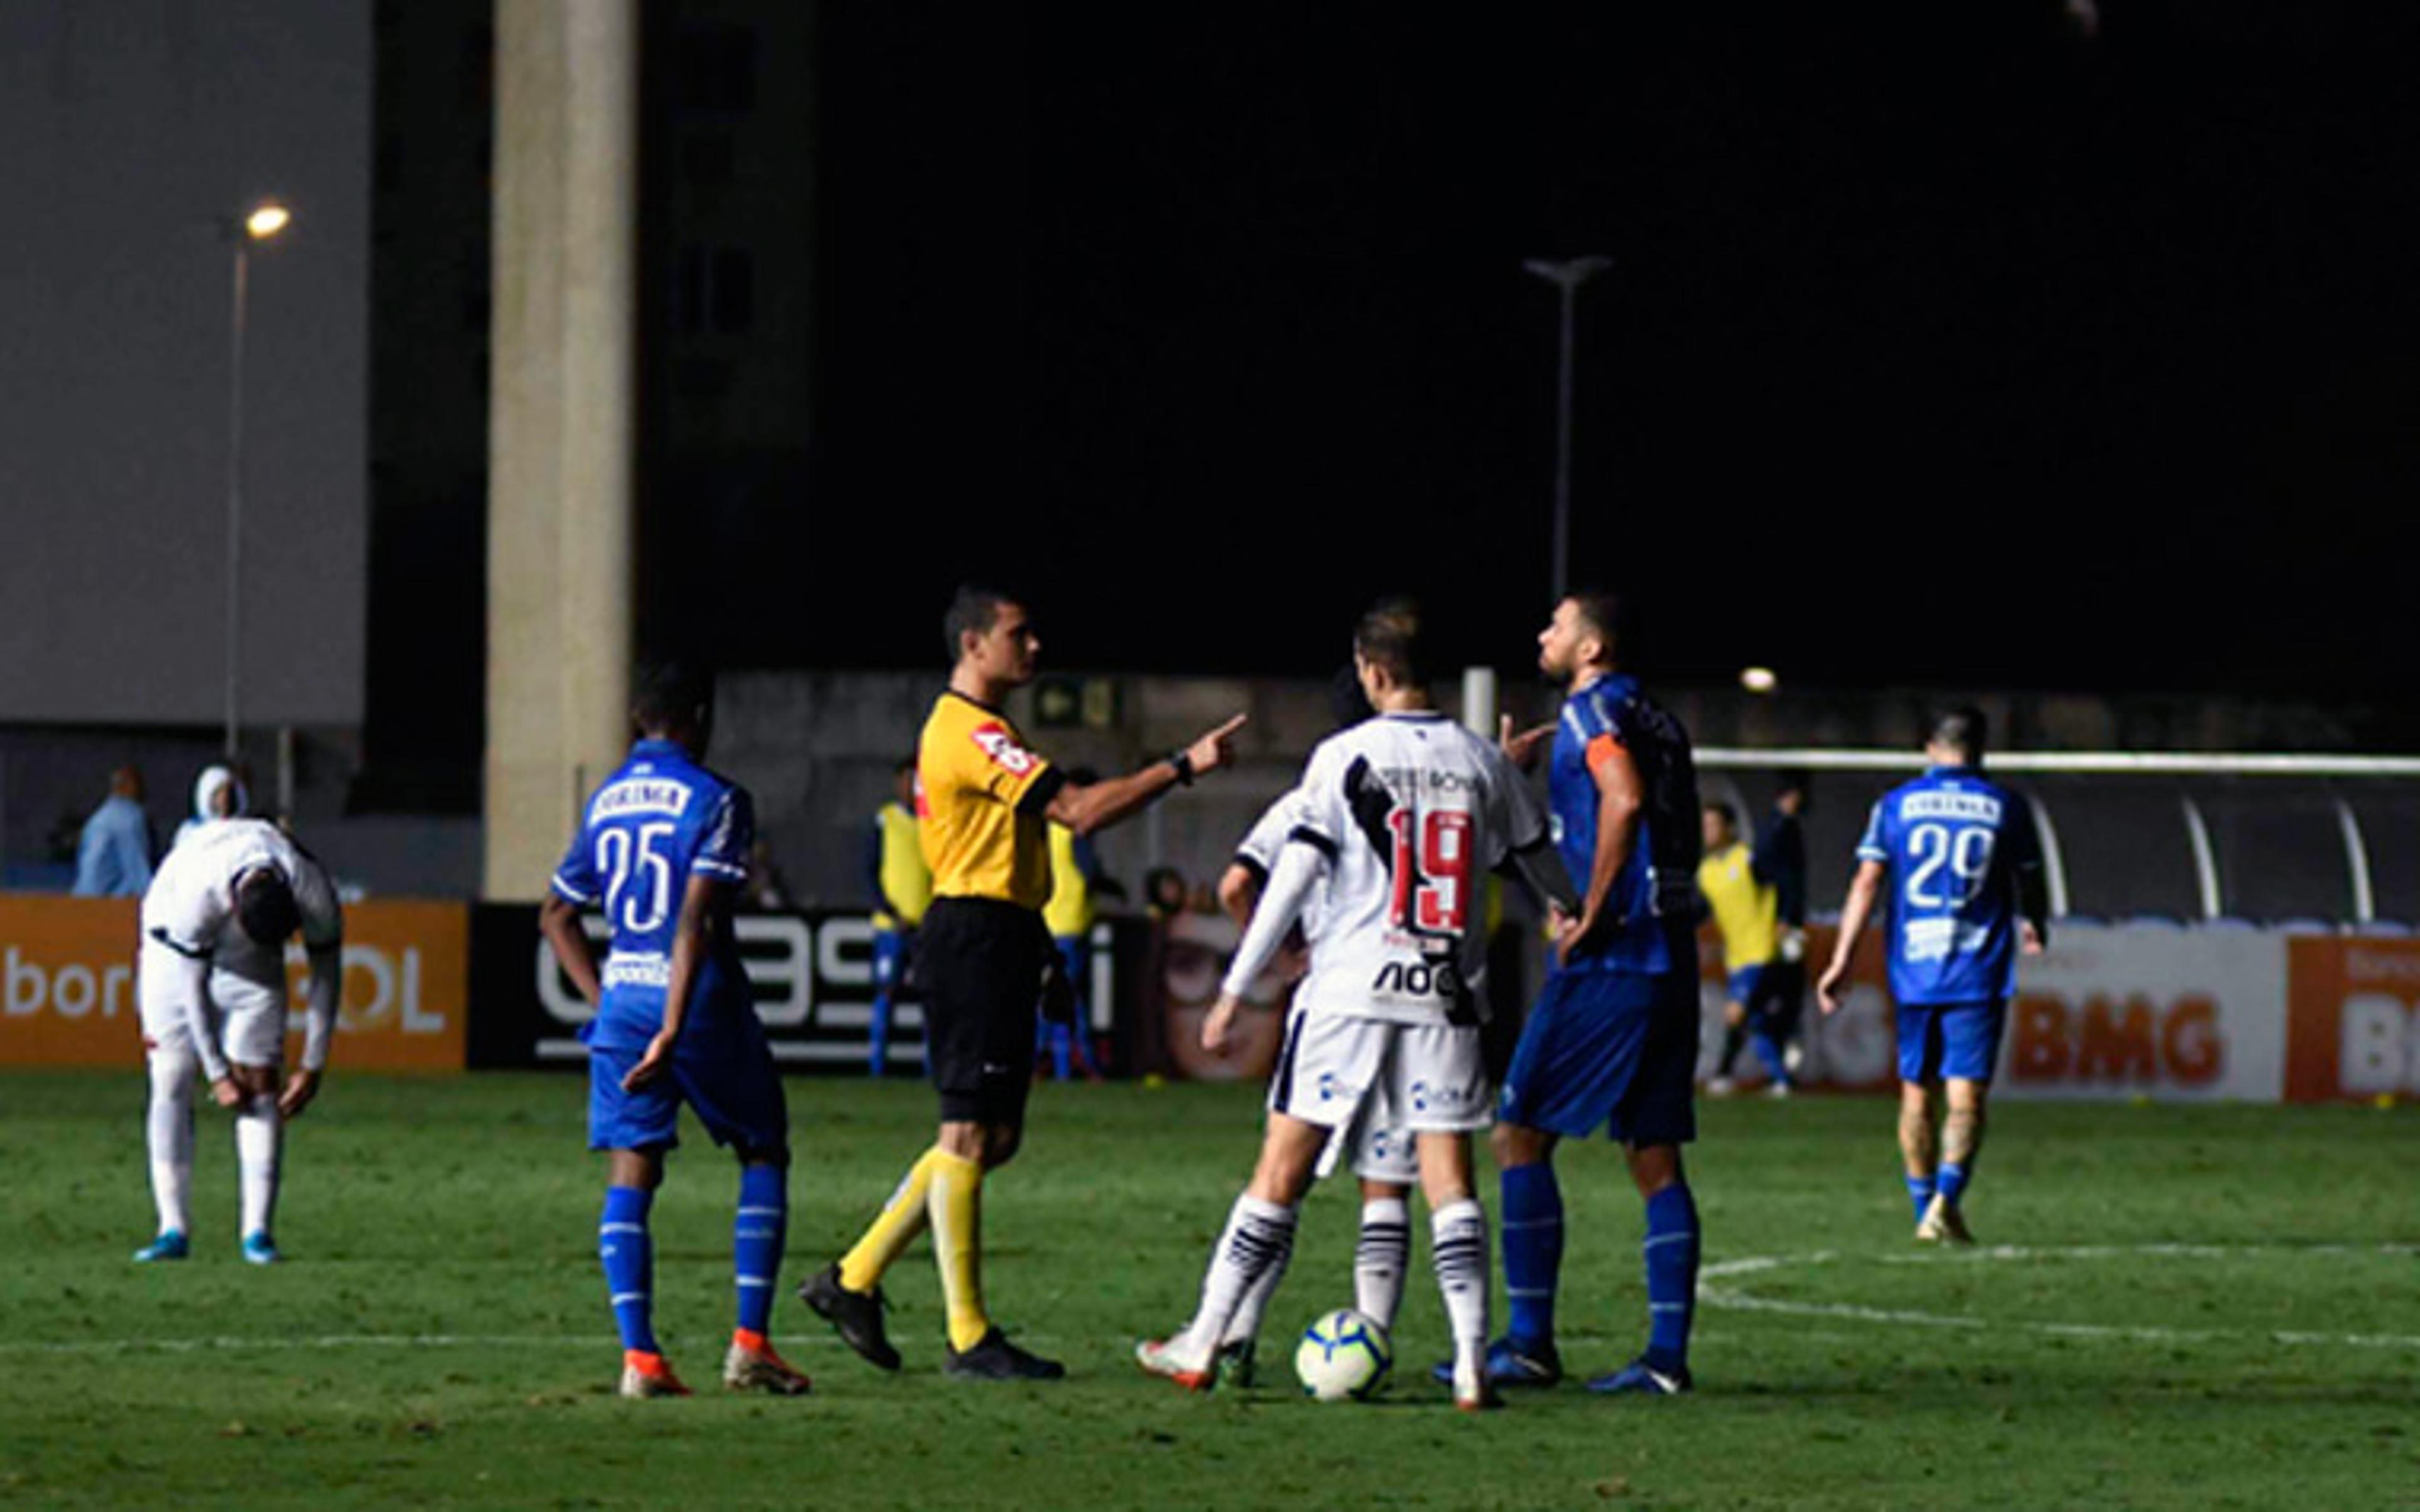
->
[[2, 1070, 2414, 1508]]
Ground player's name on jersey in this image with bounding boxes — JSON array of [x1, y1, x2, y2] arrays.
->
[[1901, 790, 2003, 823], [591, 778, 691, 819], [1368, 764, 1480, 796]]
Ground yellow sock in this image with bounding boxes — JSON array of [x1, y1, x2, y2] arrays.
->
[[838, 1147, 942, 1293], [928, 1150, 989, 1352]]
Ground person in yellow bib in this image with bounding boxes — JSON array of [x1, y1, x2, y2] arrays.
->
[[865, 759, 932, 1077], [1697, 801, 1795, 1096], [1040, 781, 1107, 1082], [800, 584, 1245, 1381]]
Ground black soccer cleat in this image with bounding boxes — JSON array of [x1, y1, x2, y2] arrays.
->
[[945, 1328, 1066, 1382], [798, 1263, 902, 1372]]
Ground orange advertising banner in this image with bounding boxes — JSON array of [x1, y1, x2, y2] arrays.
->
[[0, 896, 467, 1072], [2284, 936, 2420, 1102]]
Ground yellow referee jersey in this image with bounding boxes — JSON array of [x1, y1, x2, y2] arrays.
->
[[1697, 840, 1780, 972], [916, 690, 1065, 912]]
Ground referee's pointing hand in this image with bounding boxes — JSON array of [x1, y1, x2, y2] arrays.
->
[[1185, 714, 1248, 778]]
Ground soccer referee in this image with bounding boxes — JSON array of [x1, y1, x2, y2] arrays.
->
[[802, 585, 1245, 1380]]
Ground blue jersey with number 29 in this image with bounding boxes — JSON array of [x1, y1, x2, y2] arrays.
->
[[1857, 766, 2041, 1007], [551, 738, 755, 1050]]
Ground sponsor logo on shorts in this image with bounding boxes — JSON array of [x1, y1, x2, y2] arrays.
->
[[1411, 1079, 1475, 1114]]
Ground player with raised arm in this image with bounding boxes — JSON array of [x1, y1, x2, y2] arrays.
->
[[538, 662, 812, 1400], [801, 585, 1245, 1382], [1137, 600, 1574, 1411], [1453, 591, 1706, 1397], [1817, 707, 2048, 1244], [132, 814, 342, 1264]]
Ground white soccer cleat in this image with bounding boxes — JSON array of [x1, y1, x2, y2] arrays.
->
[[1915, 1192, 1975, 1246], [1451, 1354, 1504, 1413], [1705, 1077, 1737, 1098], [619, 1351, 693, 1399], [723, 1336, 812, 1395], [1763, 1080, 1793, 1100], [1135, 1330, 1217, 1393]]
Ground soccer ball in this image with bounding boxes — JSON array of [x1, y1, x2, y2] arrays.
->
[[1293, 1309, 1392, 1400]]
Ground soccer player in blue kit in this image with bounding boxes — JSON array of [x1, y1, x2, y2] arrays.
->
[[539, 662, 813, 1399], [1447, 592, 1707, 1397], [1818, 707, 2048, 1244]]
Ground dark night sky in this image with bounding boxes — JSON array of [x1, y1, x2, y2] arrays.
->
[[672, 3, 2417, 698]]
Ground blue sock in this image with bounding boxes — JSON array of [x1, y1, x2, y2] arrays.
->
[[600, 1186, 657, 1354], [1906, 1174, 1937, 1223], [1050, 1023, 1072, 1081], [1642, 1184, 1698, 1374], [1749, 1029, 1790, 1085], [869, 992, 892, 1074], [1501, 1163, 1564, 1350], [1937, 1162, 1971, 1209], [734, 1164, 787, 1336]]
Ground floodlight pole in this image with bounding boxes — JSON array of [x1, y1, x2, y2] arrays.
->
[[1523, 255, 1612, 601], [224, 235, 250, 758]]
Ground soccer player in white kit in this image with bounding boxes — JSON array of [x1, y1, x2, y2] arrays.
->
[[1183, 782, 1420, 1387], [1137, 602, 1573, 1409], [132, 816, 342, 1264]]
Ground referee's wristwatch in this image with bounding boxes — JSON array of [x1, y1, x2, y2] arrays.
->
[[1166, 750, 1196, 786]]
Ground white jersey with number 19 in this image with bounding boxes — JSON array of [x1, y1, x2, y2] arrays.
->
[[1278, 711, 1545, 1027]]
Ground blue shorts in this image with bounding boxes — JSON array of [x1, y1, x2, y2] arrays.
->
[[1498, 967, 1695, 1146], [1896, 999, 2007, 1085], [588, 1028, 788, 1155]]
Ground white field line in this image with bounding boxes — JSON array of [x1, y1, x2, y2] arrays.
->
[[1699, 1243, 2420, 1351]]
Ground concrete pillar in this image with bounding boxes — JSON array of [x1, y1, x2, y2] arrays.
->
[[483, 0, 638, 900]]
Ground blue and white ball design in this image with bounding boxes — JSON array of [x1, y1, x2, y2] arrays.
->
[[1293, 1308, 1393, 1400]]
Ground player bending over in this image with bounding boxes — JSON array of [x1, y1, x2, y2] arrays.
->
[[1138, 600, 1570, 1410], [1454, 592, 1706, 1397], [1818, 707, 2046, 1244], [540, 662, 812, 1399], [133, 812, 343, 1264]]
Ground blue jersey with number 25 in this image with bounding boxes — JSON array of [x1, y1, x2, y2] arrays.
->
[[1857, 766, 2040, 1007], [551, 738, 755, 1050]]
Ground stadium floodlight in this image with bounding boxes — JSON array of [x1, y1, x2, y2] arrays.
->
[[221, 201, 294, 757], [1523, 255, 1613, 602], [1739, 666, 1779, 694]]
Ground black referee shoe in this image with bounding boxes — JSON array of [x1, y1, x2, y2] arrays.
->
[[798, 1263, 901, 1372], [945, 1328, 1065, 1382]]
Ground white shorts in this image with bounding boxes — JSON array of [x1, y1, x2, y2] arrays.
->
[[138, 940, 289, 1068], [1267, 1011, 1491, 1181]]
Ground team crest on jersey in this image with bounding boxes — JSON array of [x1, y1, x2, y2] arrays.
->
[[970, 721, 1039, 777]]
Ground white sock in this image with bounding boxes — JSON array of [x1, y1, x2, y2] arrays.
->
[[145, 1048, 196, 1237], [1431, 1199, 1490, 1377], [1221, 1232, 1292, 1348], [236, 1092, 284, 1240], [1189, 1196, 1296, 1360], [1354, 1197, 1410, 1332]]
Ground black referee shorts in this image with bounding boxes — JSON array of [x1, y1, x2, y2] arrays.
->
[[918, 896, 1050, 1126]]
